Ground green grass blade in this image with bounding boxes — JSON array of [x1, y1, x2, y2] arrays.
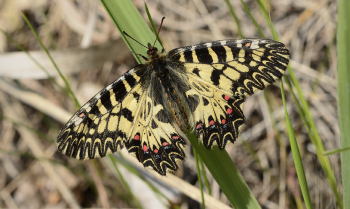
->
[[199, 157, 211, 195], [280, 79, 312, 209], [100, 0, 161, 64], [255, 0, 278, 39], [288, 59, 342, 209], [239, 0, 265, 38], [324, 147, 350, 156], [21, 13, 81, 108], [337, 0, 350, 208], [187, 133, 260, 208], [223, 0, 244, 38], [287, 64, 342, 208], [144, 2, 163, 48], [193, 148, 205, 209]]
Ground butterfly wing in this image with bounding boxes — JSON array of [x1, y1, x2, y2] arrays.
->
[[57, 67, 144, 160], [57, 65, 186, 175], [168, 39, 289, 148]]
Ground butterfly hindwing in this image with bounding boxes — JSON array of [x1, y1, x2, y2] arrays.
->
[[185, 77, 245, 148], [126, 87, 186, 175]]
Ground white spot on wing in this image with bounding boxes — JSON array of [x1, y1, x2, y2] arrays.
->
[[251, 40, 259, 49], [129, 68, 135, 74], [220, 40, 226, 45], [82, 103, 90, 110], [106, 83, 113, 91], [74, 117, 83, 126], [94, 93, 101, 100], [205, 43, 212, 47]]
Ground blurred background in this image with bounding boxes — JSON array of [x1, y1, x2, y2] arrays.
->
[[0, 0, 340, 208]]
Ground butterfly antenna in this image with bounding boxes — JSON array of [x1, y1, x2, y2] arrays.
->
[[123, 31, 148, 49], [153, 17, 165, 47]]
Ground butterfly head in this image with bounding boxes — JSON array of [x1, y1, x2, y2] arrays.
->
[[147, 43, 159, 58]]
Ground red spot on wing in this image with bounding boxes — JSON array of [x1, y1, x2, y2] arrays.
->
[[143, 145, 148, 152], [79, 113, 85, 117], [222, 119, 226, 124], [162, 142, 169, 146], [172, 136, 179, 140], [227, 108, 233, 114], [154, 149, 158, 154], [244, 42, 251, 47], [209, 120, 215, 126], [224, 95, 230, 101], [134, 135, 140, 140], [196, 123, 202, 130]]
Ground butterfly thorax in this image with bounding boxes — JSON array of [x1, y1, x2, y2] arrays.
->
[[148, 55, 168, 79], [143, 44, 191, 132]]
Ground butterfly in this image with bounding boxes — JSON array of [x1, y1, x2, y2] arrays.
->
[[57, 32, 290, 175]]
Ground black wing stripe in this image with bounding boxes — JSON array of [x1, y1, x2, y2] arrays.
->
[[211, 45, 227, 63], [113, 79, 128, 102], [100, 90, 113, 112], [184, 50, 193, 63], [196, 47, 213, 64]]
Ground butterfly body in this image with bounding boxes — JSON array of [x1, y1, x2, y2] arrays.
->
[[57, 38, 289, 175]]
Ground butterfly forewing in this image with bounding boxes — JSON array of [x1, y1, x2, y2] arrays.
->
[[169, 39, 289, 97]]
